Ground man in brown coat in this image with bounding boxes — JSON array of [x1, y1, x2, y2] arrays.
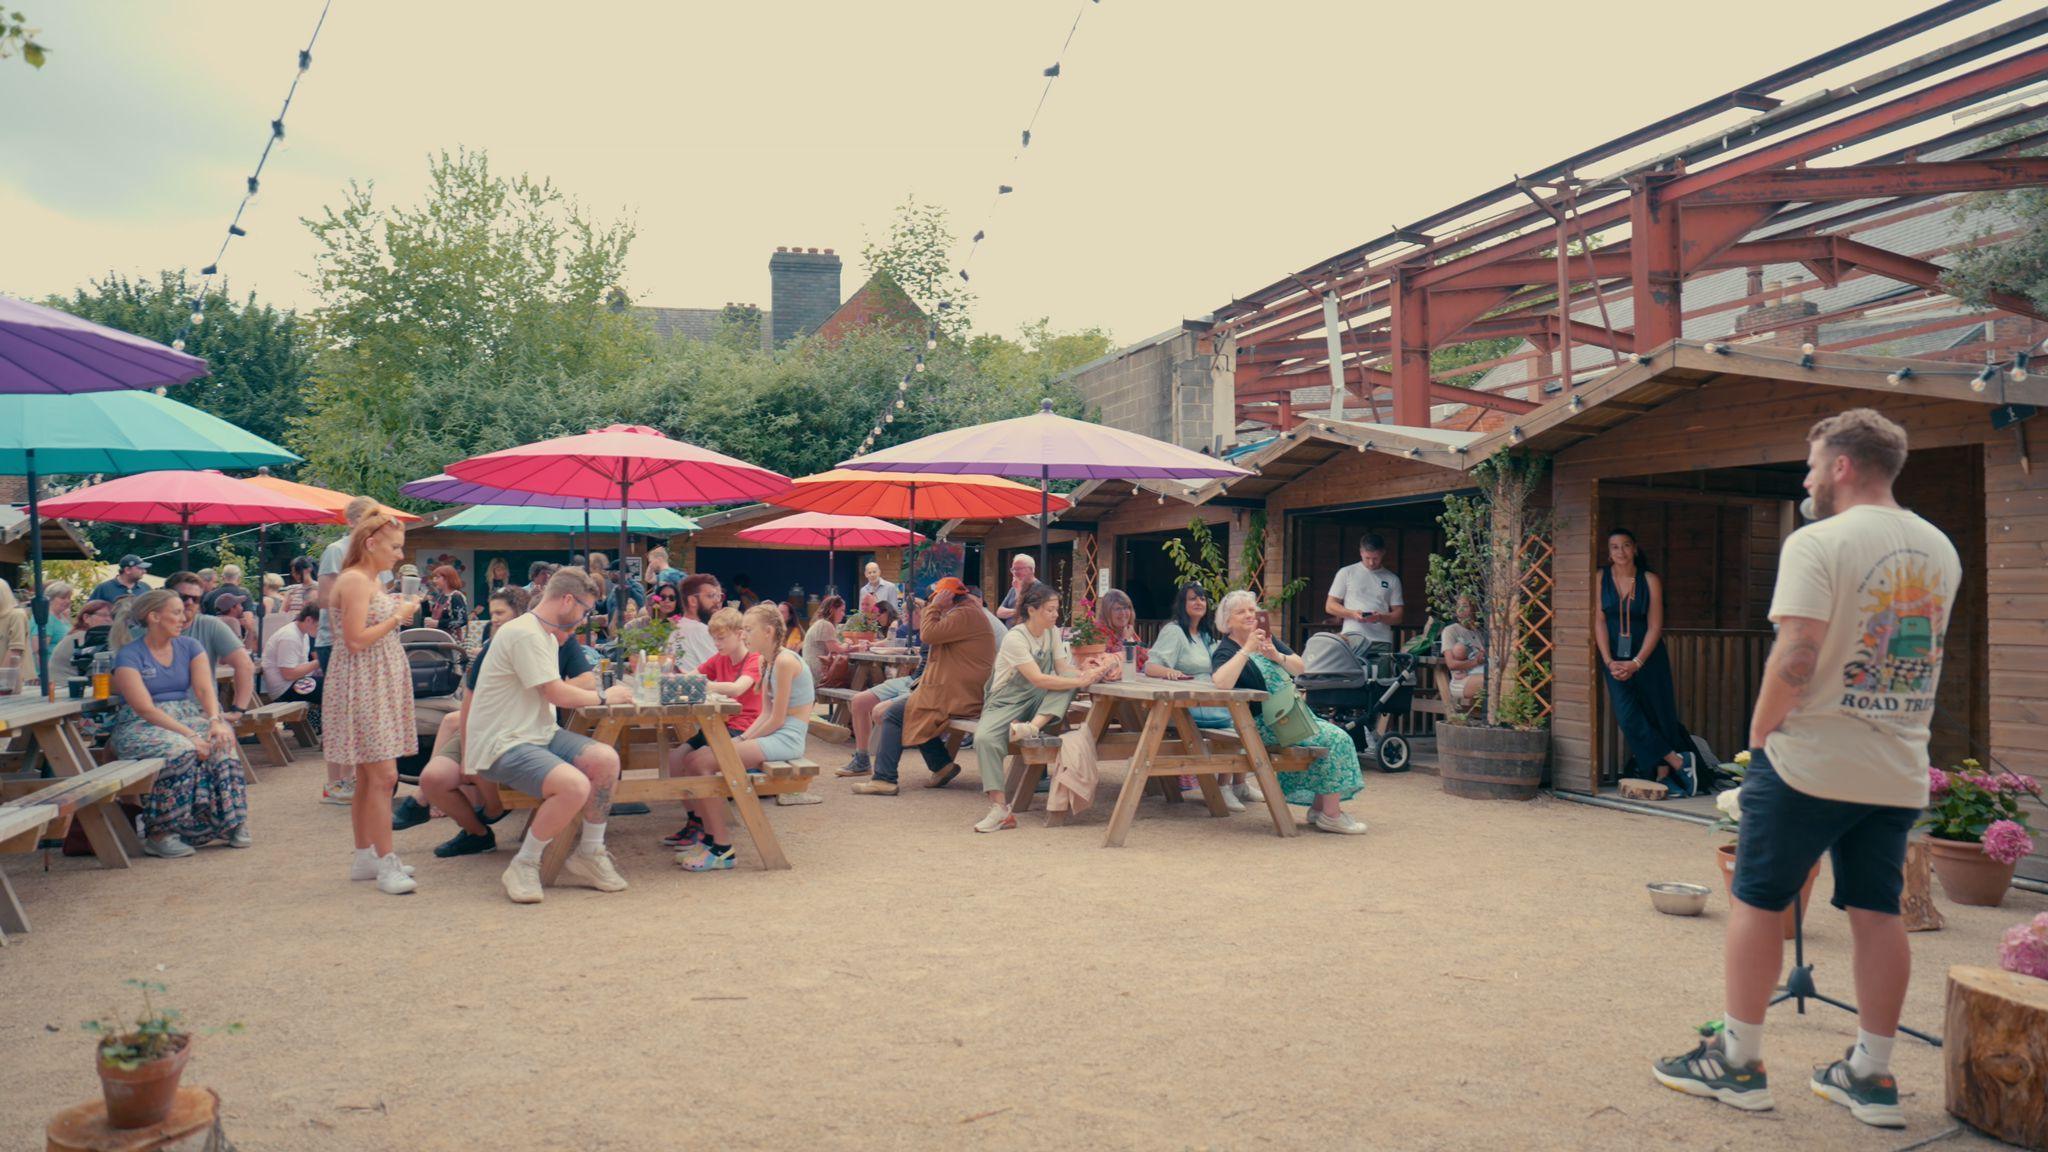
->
[[853, 577, 997, 795]]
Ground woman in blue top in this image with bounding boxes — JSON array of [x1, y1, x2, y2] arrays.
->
[[108, 589, 250, 857], [1143, 583, 1264, 810]]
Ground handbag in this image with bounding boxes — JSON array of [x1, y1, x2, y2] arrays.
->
[[1251, 652, 1321, 745]]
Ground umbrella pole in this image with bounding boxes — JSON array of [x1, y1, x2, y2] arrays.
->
[[25, 449, 49, 698], [616, 482, 630, 642], [1038, 467, 1049, 582], [255, 523, 267, 647], [181, 513, 191, 571], [908, 484, 919, 645]]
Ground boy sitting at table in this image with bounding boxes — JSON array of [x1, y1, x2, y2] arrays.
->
[[661, 606, 763, 849]]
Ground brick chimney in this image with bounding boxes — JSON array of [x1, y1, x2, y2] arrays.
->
[[768, 246, 842, 346], [1733, 280, 1821, 349]]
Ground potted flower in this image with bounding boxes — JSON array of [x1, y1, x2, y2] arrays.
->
[[1708, 752, 1818, 939], [1919, 760, 2039, 907], [840, 611, 880, 645], [82, 980, 240, 1129], [2003, 912, 2048, 980], [1426, 455, 1552, 800], [1065, 612, 1109, 661], [614, 617, 673, 665]]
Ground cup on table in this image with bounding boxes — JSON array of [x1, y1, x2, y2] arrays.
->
[[67, 676, 88, 700]]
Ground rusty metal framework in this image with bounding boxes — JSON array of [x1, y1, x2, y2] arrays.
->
[[1208, 2, 2048, 429]]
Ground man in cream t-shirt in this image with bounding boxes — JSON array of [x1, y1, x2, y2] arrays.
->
[[463, 567, 634, 904], [1655, 409, 1961, 1130]]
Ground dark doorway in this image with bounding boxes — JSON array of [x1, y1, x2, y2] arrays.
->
[[1116, 525, 1222, 626], [1284, 496, 1450, 649], [694, 546, 874, 607]]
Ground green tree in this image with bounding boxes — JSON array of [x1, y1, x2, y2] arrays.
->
[[2, 9, 46, 67], [1944, 123, 2048, 313], [861, 195, 976, 336]]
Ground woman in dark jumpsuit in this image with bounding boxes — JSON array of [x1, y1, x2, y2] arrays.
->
[[1595, 528, 1698, 796]]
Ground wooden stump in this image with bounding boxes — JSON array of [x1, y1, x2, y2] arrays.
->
[[1945, 965, 2048, 1150], [1618, 778, 1669, 801], [1902, 839, 1944, 933], [46, 1087, 219, 1151]]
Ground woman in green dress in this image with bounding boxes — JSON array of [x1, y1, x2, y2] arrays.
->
[[1209, 589, 1367, 835]]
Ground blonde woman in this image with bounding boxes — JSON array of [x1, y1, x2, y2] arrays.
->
[[671, 603, 816, 871], [108, 589, 250, 856], [328, 513, 424, 894], [0, 578, 27, 693]]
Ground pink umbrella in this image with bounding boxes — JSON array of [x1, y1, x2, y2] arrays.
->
[[840, 399, 1250, 569], [447, 424, 790, 625], [39, 469, 333, 574], [738, 512, 926, 595]]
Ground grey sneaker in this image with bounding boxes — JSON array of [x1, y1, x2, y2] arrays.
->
[[852, 779, 899, 796], [560, 847, 629, 893], [142, 834, 195, 859], [1652, 1025, 1774, 1112], [777, 791, 823, 806], [502, 857, 544, 904], [1811, 1049, 1904, 1128], [1217, 785, 1246, 813], [228, 827, 252, 849], [1235, 778, 1265, 804]]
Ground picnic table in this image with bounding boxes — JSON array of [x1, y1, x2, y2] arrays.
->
[[848, 647, 921, 690], [492, 698, 817, 881], [1005, 678, 1321, 847]]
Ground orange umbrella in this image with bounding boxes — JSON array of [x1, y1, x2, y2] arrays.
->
[[244, 472, 419, 524], [770, 470, 1071, 520]]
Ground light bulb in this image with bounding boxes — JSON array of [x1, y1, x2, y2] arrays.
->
[[914, 360, 925, 373], [1973, 366, 1995, 393], [884, 413, 894, 424], [926, 338, 937, 351], [171, 339, 186, 352], [894, 398, 904, 410], [190, 310, 204, 326], [1800, 342, 1816, 356]]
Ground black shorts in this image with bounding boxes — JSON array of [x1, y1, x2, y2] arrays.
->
[[1732, 749, 1920, 915]]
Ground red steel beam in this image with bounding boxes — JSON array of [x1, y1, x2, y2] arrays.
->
[[1679, 157, 2048, 205]]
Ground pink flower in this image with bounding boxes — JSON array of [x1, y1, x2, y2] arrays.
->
[[2001, 912, 2048, 981], [1927, 766, 1949, 797], [1981, 819, 2035, 866]]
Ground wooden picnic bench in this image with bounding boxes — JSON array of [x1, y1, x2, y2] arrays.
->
[[812, 686, 858, 743], [0, 758, 163, 942], [231, 701, 308, 773], [0, 803, 57, 944]]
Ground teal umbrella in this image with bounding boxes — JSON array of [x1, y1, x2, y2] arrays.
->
[[436, 505, 699, 536]]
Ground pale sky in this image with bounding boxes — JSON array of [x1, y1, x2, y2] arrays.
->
[[1, 1, 2023, 345]]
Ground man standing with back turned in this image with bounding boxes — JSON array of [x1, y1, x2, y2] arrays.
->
[[1652, 409, 1961, 1130]]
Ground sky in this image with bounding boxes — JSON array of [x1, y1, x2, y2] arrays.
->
[[0, 1, 2026, 346]]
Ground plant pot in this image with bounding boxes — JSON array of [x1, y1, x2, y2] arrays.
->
[[97, 1035, 190, 1129], [842, 631, 877, 645], [1716, 844, 1821, 940], [1437, 723, 1548, 800], [1925, 836, 2016, 908], [1070, 643, 1107, 661]]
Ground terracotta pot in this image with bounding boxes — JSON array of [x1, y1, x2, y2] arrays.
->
[[841, 631, 877, 645], [97, 1035, 189, 1129], [1070, 643, 1108, 661], [1925, 836, 2016, 908], [1716, 844, 1821, 940], [1438, 723, 1549, 800]]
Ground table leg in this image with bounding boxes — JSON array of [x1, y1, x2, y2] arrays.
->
[[0, 870, 28, 941], [36, 719, 133, 869], [703, 722, 788, 870], [1226, 702, 1296, 838], [1103, 704, 1171, 848], [1170, 707, 1230, 818]]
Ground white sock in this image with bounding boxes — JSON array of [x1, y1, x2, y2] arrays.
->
[[578, 821, 607, 854], [515, 831, 549, 865], [1722, 1013, 1764, 1067], [1848, 1028, 1894, 1079]]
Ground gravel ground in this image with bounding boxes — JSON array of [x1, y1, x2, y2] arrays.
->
[[2, 739, 2039, 1151]]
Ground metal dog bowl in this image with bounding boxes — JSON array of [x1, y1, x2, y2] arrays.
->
[[1647, 882, 1710, 916]]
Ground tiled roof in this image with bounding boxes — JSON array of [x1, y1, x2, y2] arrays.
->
[[633, 306, 775, 352]]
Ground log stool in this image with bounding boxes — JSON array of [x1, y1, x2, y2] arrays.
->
[[46, 1088, 222, 1152], [1617, 778, 1668, 801], [1945, 965, 2048, 1150]]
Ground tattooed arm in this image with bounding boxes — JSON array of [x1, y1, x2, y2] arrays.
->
[[1749, 615, 1828, 750]]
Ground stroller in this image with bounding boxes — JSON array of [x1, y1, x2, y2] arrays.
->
[[399, 628, 464, 782], [1296, 630, 1418, 772]]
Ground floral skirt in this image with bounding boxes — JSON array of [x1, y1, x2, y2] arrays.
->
[[1254, 713, 1364, 805], [110, 699, 249, 843]]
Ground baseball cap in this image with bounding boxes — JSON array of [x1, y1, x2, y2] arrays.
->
[[118, 554, 149, 570], [931, 576, 967, 596], [211, 591, 248, 613]]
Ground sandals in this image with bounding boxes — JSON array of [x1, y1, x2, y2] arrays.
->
[[676, 844, 736, 871]]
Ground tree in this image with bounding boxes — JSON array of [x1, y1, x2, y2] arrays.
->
[[861, 195, 976, 337], [1944, 124, 2048, 313], [2, 10, 46, 68], [294, 148, 653, 499]]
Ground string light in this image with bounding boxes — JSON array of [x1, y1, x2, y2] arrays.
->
[[1702, 341, 1727, 355], [2012, 352, 2030, 383], [1886, 367, 1912, 386], [1510, 425, 1525, 443], [1974, 365, 1996, 393]]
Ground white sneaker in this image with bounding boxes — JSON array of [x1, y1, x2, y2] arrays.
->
[[973, 803, 1017, 833], [776, 791, 823, 806], [142, 835, 195, 859], [350, 853, 415, 882], [1217, 785, 1246, 813], [1309, 810, 1369, 835], [321, 778, 356, 806], [502, 856, 544, 903], [560, 847, 629, 892], [1235, 779, 1265, 804], [228, 827, 252, 849], [375, 852, 418, 894]]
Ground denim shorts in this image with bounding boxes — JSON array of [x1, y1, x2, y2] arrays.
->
[[872, 675, 914, 703], [1733, 749, 1920, 915], [480, 729, 600, 799]]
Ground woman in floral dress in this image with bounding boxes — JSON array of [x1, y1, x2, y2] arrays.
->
[[1210, 589, 1367, 835], [108, 589, 250, 856], [328, 513, 424, 894]]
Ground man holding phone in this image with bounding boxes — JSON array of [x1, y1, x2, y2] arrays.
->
[[1325, 532, 1404, 648]]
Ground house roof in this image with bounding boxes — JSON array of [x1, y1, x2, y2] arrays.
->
[[633, 306, 774, 352], [813, 276, 928, 344]]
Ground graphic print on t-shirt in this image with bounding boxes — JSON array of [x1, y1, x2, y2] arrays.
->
[[1843, 549, 1948, 712]]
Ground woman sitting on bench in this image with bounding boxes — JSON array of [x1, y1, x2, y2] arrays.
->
[[969, 580, 1114, 834], [1210, 590, 1366, 836], [670, 603, 816, 872], [1145, 582, 1259, 810], [107, 589, 251, 857]]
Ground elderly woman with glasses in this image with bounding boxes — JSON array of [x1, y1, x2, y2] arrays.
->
[[1209, 589, 1367, 835]]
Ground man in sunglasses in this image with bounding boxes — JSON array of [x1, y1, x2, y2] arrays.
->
[[458, 567, 634, 904], [165, 570, 256, 715]]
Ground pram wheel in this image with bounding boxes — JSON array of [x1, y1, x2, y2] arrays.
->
[[1374, 734, 1411, 773]]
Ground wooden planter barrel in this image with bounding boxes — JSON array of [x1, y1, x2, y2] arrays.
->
[[1438, 724, 1549, 800]]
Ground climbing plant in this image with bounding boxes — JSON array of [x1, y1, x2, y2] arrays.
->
[[1160, 513, 1307, 612], [1432, 454, 1551, 730]]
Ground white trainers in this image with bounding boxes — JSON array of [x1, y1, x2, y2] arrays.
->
[[502, 856, 544, 904], [228, 827, 252, 849], [1217, 784, 1246, 813], [350, 852, 415, 882], [1235, 778, 1265, 804], [560, 848, 629, 893], [142, 835, 195, 859], [375, 852, 418, 895], [776, 791, 823, 806], [320, 778, 356, 806], [1309, 810, 1369, 835], [973, 803, 1017, 833]]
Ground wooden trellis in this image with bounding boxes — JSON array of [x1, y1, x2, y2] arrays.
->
[[1075, 531, 1099, 615], [1514, 532, 1554, 720]]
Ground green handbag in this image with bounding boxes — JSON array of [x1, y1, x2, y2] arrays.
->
[[1251, 652, 1320, 745]]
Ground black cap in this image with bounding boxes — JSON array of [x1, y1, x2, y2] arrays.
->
[[118, 554, 149, 570]]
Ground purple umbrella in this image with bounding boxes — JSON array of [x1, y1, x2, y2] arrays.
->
[[839, 398, 1250, 570], [0, 294, 213, 696]]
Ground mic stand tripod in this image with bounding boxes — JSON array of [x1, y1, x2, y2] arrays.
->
[[1767, 887, 1941, 1046]]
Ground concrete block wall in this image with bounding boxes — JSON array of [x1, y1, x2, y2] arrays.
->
[[1070, 331, 1222, 453]]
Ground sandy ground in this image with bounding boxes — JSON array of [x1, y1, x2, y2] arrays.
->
[[3, 738, 2041, 1151]]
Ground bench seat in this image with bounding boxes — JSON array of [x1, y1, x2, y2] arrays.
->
[[234, 702, 307, 772]]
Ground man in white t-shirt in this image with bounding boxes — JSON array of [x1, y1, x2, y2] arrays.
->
[[462, 567, 634, 904], [1326, 533, 1404, 648], [672, 574, 724, 668], [1655, 409, 1962, 1129]]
